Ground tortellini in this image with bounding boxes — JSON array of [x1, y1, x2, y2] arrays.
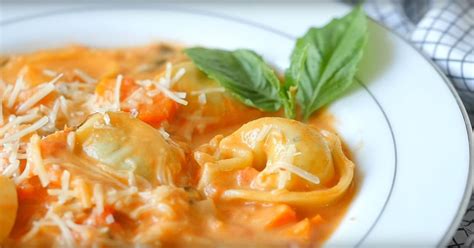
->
[[194, 117, 354, 207], [169, 62, 262, 135], [0, 176, 18, 242], [76, 112, 185, 186]]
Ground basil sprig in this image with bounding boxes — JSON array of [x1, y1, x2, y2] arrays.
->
[[184, 48, 285, 113], [286, 6, 368, 120], [185, 7, 367, 121]]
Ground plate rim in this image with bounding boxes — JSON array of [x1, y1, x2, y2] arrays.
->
[[1, 4, 472, 246], [370, 19, 473, 246]]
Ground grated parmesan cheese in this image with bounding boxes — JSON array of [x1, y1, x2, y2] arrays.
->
[[74, 69, 96, 84], [105, 214, 115, 224], [73, 178, 92, 209], [93, 184, 105, 215], [114, 75, 123, 111], [127, 171, 136, 187], [1, 116, 48, 144], [27, 134, 50, 187], [198, 93, 207, 105], [158, 127, 170, 140], [58, 96, 69, 117], [42, 69, 59, 77], [48, 73, 64, 85], [49, 212, 75, 247], [2, 159, 19, 177], [152, 82, 188, 106], [15, 160, 31, 184], [58, 170, 71, 203], [46, 99, 60, 131], [0, 113, 39, 137], [67, 132, 76, 151], [17, 83, 56, 113], [130, 109, 139, 118], [273, 161, 320, 185], [7, 67, 27, 108], [190, 87, 225, 96], [171, 67, 186, 85]]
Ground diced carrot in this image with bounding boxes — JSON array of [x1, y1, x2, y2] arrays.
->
[[95, 205, 115, 226], [39, 130, 69, 157], [283, 218, 311, 240], [311, 214, 325, 225], [264, 204, 297, 229], [134, 94, 178, 127], [17, 177, 47, 202], [95, 76, 178, 127]]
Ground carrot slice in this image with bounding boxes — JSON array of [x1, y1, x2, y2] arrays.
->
[[264, 204, 297, 229], [95, 76, 178, 127], [95, 205, 115, 226], [283, 218, 311, 240]]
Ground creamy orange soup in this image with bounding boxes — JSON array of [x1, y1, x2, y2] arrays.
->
[[0, 44, 356, 247]]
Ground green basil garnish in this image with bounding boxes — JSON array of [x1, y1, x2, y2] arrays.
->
[[184, 48, 286, 113], [185, 7, 367, 121], [286, 6, 368, 120]]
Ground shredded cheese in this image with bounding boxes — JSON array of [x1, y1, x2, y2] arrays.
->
[[73, 178, 92, 209], [74, 69, 96, 84], [127, 171, 136, 187], [152, 82, 188, 105], [103, 113, 111, 126], [17, 83, 56, 113], [105, 214, 115, 224], [46, 99, 60, 131], [0, 113, 39, 137], [28, 134, 50, 187], [273, 161, 320, 185], [7, 67, 27, 108], [58, 170, 72, 204], [158, 127, 171, 140], [49, 212, 75, 247], [190, 87, 226, 95], [198, 93, 207, 105], [15, 160, 31, 184], [42, 69, 59, 77], [1, 116, 48, 144], [93, 184, 105, 215], [171, 67, 186, 85], [67, 132, 76, 151], [2, 159, 19, 177], [130, 109, 139, 118], [49, 73, 64, 85]]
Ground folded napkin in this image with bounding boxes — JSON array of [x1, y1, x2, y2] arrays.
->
[[352, 0, 474, 246]]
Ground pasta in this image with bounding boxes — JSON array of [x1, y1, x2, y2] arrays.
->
[[195, 117, 354, 207], [0, 44, 356, 247], [75, 112, 186, 186]]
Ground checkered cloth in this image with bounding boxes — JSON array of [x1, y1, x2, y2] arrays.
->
[[363, 0, 474, 123], [348, 0, 474, 246]]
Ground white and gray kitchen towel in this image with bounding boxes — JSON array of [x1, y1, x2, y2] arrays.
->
[[353, 0, 474, 120], [349, 0, 474, 246]]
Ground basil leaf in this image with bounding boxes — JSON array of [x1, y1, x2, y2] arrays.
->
[[286, 6, 368, 120], [184, 47, 284, 113]]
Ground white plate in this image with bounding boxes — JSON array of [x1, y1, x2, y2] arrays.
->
[[1, 4, 472, 247]]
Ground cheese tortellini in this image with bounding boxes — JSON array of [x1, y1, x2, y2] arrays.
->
[[76, 112, 185, 186], [194, 117, 354, 207], [169, 62, 262, 135], [0, 176, 17, 243]]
